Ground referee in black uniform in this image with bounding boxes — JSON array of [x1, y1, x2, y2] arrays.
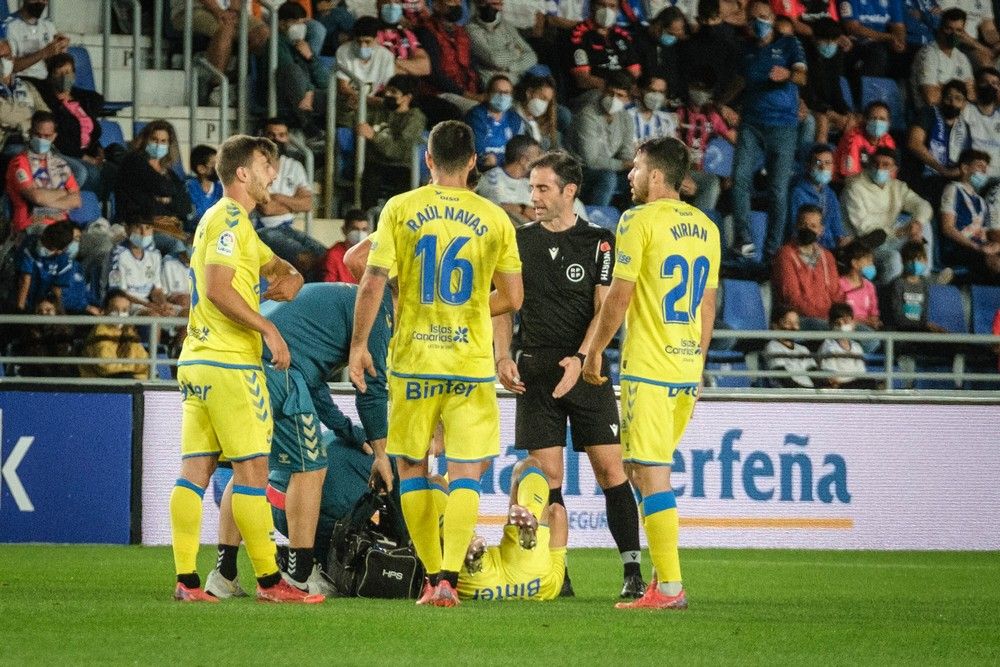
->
[[493, 151, 645, 599]]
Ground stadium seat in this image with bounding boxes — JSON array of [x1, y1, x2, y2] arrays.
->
[[98, 119, 124, 148], [747, 211, 767, 263], [839, 76, 855, 111], [970, 285, 1000, 334], [702, 136, 734, 178], [706, 356, 752, 388], [721, 279, 767, 331], [928, 284, 968, 333], [68, 46, 96, 91], [860, 77, 906, 131], [155, 353, 172, 381], [68, 191, 102, 226], [584, 206, 620, 231]]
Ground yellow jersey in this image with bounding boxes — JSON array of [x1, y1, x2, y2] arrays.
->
[[612, 199, 720, 385], [368, 184, 521, 381], [179, 197, 275, 367], [457, 526, 565, 601]]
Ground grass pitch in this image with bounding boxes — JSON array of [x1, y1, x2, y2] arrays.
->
[[0, 546, 997, 664]]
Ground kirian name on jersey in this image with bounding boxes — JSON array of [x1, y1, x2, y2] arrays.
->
[[471, 578, 542, 600], [670, 221, 709, 243], [404, 204, 488, 236]]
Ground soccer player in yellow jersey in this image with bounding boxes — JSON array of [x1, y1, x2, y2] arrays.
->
[[583, 137, 720, 610], [349, 120, 523, 607], [170, 134, 320, 604]]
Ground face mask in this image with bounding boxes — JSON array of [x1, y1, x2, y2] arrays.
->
[[976, 84, 997, 104], [479, 5, 499, 22], [861, 264, 877, 280], [346, 229, 370, 246], [796, 227, 818, 246], [944, 32, 960, 49], [817, 42, 837, 59], [489, 92, 513, 113], [837, 322, 856, 332], [752, 17, 773, 40], [866, 119, 889, 138], [65, 240, 79, 259], [970, 171, 989, 191], [286, 22, 307, 42], [594, 6, 617, 28], [24, 1, 46, 19], [907, 260, 927, 276], [111, 310, 130, 318], [1, 58, 13, 79], [601, 95, 625, 115], [357, 44, 374, 60], [643, 91, 665, 110], [871, 168, 891, 186], [384, 94, 400, 111], [811, 167, 832, 185], [130, 233, 155, 250], [689, 89, 711, 106], [52, 73, 74, 93], [380, 2, 403, 24], [37, 244, 54, 258], [146, 142, 168, 160], [941, 104, 961, 120], [29, 136, 51, 154], [527, 96, 549, 117], [443, 5, 463, 22], [660, 33, 677, 47]]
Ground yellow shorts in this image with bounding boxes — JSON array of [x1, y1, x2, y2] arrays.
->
[[385, 374, 499, 462], [620, 378, 698, 466], [178, 362, 273, 461], [457, 526, 566, 601]]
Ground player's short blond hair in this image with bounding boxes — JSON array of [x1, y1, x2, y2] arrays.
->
[[215, 134, 278, 185]]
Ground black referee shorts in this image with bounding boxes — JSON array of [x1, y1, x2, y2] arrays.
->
[[514, 348, 620, 452]]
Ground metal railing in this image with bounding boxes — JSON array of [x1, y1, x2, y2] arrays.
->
[[702, 329, 1000, 390], [131, 0, 142, 134], [189, 56, 230, 155], [323, 73, 338, 217], [183, 0, 193, 98], [236, 0, 250, 133], [353, 84, 370, 208], [153, 0, 164, 70], [288, 134, 316, 235], [102, 0, 111, 97], [259, 0, 280, 117]]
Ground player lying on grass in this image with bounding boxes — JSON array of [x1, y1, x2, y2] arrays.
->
[[204, 282, 394, 599]]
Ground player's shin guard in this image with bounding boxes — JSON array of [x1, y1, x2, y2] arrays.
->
[[231, 485, 279, 580], [641, 491, 681, 583], [442, 478, 481, 573], [516, 466, 549, 521], [400, 478, 442, 576], [170, 479, 205, 580]]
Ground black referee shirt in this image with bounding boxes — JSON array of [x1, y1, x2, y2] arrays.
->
[[515, 216, 614, 353]]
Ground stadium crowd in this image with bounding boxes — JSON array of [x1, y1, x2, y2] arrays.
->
[[2, 0, 1000, 381]]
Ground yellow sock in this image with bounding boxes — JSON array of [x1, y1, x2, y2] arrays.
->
[[429, 478, 449, 525], [442, 479, 481, 573], [400, 478, 442, 575], [516, 466, 549, 521], [231, 485, 278, 579], [642, 491, 681, 583], [170, 479, 204, 576]]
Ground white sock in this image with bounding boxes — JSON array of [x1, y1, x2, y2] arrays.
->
[[658, 581, 683, 596]]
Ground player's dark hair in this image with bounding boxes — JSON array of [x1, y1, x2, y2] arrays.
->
[[190, 144, 217, 170], [958, 148, 991, 165], [637, 136, 690, 191], [505, 134, 539, 165], [529, 150, 583, 190], [40, 220, 74, 251], [278, 1, 307, 21], [353, 15, 381, 38], [900, 240, 927, 264], [770, 302, 798, 326], [796, 204, 823, 225], [828, 302, 853, 325], [427, 120, 476, 174], [216, 134, 278, 185]]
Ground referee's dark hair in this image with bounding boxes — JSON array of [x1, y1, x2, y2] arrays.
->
[[528, 150, 583, 191], [427, 120, 476, 174], [636, 136, 690, 191], [504, 134, 539, 166]]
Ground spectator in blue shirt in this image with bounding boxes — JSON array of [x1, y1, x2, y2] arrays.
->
[[731, 0, 808, 260], [13, 220, 76, 314], [903, 0, 941, 47], [465, 74, 527, 170], [58, 226, 101, 315], [184, 144, 222, 231], [840, 0, 907, 86], [788, 144, 847, 249]]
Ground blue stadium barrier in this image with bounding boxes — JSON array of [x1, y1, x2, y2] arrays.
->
[[748, 210, 767, 262], [99, 118, 124, 148], [318, 55, 335, 71], [721, 279, 767, 331], [703, 136, 734, 178], [839, 76, 855, 111], [970, 285, 1000, 334], [706, 360, 752, 388], [68, 46, 96, 91], [584, 205, 620, 231], [69, 190, 102, 225], [860, 77, 906, 131], [928, 284, 967, 333]]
